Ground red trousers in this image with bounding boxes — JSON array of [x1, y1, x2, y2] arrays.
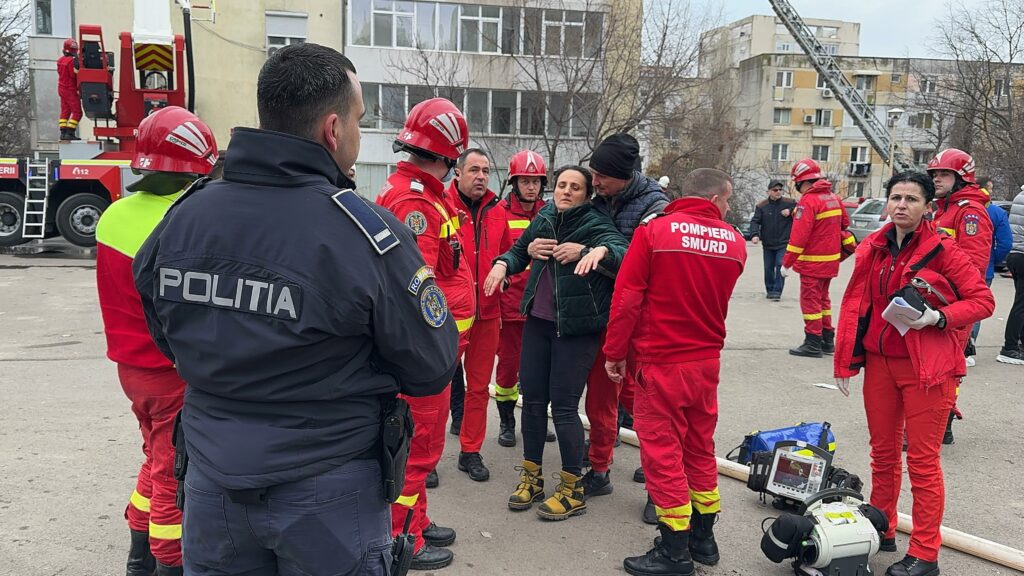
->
[[863, 354, 956, 562], [586, 337, 635, 473], [495, 320, 523, 402], [799, 275, 833, 336], [460, 317, 501, 452], [634, 360, 720, 531], [59, 91, 82, 129], [119, 364, 185, 566]]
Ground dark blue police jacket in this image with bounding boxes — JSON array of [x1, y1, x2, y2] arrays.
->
[[133, 127, 458, 490]]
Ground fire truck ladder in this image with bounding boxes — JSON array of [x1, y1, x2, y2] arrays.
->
[[769, 0, 914, 172], [23, 159, 49, 239]]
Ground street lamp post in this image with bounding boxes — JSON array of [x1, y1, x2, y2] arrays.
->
[[883, 107, 905, 195]]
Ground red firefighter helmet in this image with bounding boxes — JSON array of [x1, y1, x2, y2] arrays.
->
[[63, 39, 78, 54], [393, 98, 469, 163], [791, 158, 824, 184], [131, 106, 218, 175], [507, 150, 547, 188], [926, 148, 976, 184]]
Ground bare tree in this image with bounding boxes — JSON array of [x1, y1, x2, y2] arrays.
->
[[0, 0, 30, 155]]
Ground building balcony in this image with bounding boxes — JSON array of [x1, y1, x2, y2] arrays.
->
[[811, 127, 835, 138], [848, 162, 871, 177]]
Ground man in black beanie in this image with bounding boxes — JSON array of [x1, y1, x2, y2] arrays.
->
[[527, 131, 668, 521]]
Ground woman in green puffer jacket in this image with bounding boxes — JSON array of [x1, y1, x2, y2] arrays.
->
[[482, 165, 628, 522]]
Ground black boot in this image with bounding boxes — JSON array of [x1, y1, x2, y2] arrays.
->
[[789, 333, 823, 358], [633, 466, 645, 483], [642, 494, 658, 525], [942, 410, 955, 445], [422, 522, 456, 547], [67, 126, 80, 140], [410, 543, 454, 570], [688, 508, 720, 565], [426, 469, 439, 489], [623, 525, 695, 576], [886, 554, 940, 576], [821, 329, 835, 355], [155, 563, 183, 576], [126, 529, 156, 576], [59, 128, 69, 141], [496, 401, 516, 447]]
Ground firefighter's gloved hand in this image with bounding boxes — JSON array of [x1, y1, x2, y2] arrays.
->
[[835, 378, 850, 397], [906, 307, 941, 330], [780, 266, 793, 278]]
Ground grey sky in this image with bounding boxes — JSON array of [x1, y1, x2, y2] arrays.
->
[[720, 0, 979, 59]]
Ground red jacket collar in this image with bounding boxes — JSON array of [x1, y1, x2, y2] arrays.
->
[[664, 197, 725, 221], [396, 161, 445, 197], [801, 179, 834, 195], [867, 220, 941, 254], [505, 192, 545, 218], [938, 183, 988, 210]]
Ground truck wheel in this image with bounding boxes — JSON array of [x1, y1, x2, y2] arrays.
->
[[0, 191, 27, 247], [56, 193, 110, 247]]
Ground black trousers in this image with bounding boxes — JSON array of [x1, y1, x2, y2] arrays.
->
[[1003, 252, 1024, 350], [519, 316, 601, 475]]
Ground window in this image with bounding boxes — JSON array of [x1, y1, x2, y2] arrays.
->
[[822, 43, 839, 55], [584, 12, 604, 58], [775, 71, 793, 88], [361, 83, 380, 128], [437, 3, 459, 50], [572, 93, 598, 138], [995, 79, 1009, 98], [543, 9, 584, 57], [913, 149, 933, 165], [547, 93, 570, 137], [523, 8, 542, 55], [34, 0, 52, 34], [820, 26, 839, 39], [812, 145, 830, 162], [908, 112, 934, 129], [491, 90, 516, 135], [773, 108, 791, 125], [775, 42, 792, 52], [816, 74, 828, 89], [920, 76, 936, 94], [380, 85, 405, 129], [460, 4, 501, 53], [854, 75, 875, 91], [771, 143, 789, 161], [466, 90, 489, 132], [266, 12, 308, 57], [520, 92, 546, 135], [850, 146, 869, 163], [815, 109, 832, 126], [415, 2, 436, 49], [891, 73, 902, 84], [369, 0, 415, 48], [849, 182, 867, 196], [407, 86, 434, 111], [501, 7, 520, 55]]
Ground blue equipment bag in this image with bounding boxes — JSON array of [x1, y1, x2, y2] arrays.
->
[[727, 422, 836, 465]]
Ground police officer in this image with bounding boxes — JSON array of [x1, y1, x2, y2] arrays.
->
[[133, 43, 458, 576], [97, 106, 218, 576]]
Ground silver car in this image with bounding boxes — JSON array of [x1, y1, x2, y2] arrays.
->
[[848, 198, 889, 242]]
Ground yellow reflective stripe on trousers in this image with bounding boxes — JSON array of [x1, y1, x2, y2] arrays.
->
[[786, 244, 804, 254], [456, 315, 475, 333], [395, 493, 419, 507], [655, 503, 692, 531], [508, 219, 530, 230], [690, 488, 721, 514], [129, 490, 151, 512], [495, 384, 519, 400], [803, 312, 823, 320], [797, 253, 840, 262], [149, 521, 182, 540], [822, 309, 832, 317], [816, 209, 842, 220]]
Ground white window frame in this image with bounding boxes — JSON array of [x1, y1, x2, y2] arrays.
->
[[815, 109, 832, 126], [460, 4, 502, 53], [920, 76, 937, 94], [771, 143, 790, 161], [913, 149, 934, 165], [816, 74, 828, 89], [850, 146, 869, 163], [775, 70, 793, 88], [266, 12, 308, 57], [773, 108, 791, 125], [812, 145, 830, 162], [775, 41, 792, 52], [855, 75, 875, 91], [542, 9, 586, 58]]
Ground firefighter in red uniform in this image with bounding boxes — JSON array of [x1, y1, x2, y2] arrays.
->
[[494, 150, 549, 447], [57, 38, 82, 141], [445, 148, 508, 481], [96, 107, 218, 576], [376, 97, 475, 572], [604, 169, 746, 576], [782, 158, 852, 358], [927, 148, 992, 444]]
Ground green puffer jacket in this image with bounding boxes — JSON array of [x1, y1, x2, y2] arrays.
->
[[495, 202, 628, 336]]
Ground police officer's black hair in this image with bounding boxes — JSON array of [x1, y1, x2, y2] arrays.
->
[[456, 148, 490, 170], [553, 165, 594, 198], [257, 43, 358, 141], [886, 171, 936, 203]]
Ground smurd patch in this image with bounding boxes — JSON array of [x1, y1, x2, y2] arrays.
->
[[963, 213, 980, 236], [794, 206, 804, 220], [408, 265, 435, 295], [405, 211, 428, 235], [420, 285, 449, 328]]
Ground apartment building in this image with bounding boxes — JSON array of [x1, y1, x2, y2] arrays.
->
[[29, 0, 631, 197]]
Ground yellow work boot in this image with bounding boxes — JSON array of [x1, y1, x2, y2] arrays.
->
[[508, 460, 545, 511], [537, 470, 587, 520]]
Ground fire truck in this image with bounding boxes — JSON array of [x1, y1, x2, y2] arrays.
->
[[0, 1, 200, 248]]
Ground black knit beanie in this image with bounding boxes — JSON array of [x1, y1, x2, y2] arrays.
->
[[589, 133, 639, 180]]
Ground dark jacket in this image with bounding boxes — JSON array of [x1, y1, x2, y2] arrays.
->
[[749, 196, 797, 250], [591, 171, 669, 239], [496, 202, 628, 336], [133, 128, 458, 490]]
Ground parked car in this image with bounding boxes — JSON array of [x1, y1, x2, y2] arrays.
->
[[848, 198, 888, 242], [843, 196, 867, 219]]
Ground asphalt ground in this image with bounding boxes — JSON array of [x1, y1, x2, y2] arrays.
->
[[1, 239, 1021, 575]]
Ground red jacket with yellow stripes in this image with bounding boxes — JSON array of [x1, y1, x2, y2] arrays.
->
[[783, 179, 850, 278], [499, 194, 545, 322], [933, 184, 992, 279], [445, 182, 509, 321], [377, 161, 476, 337], [96, 191, 179, 369]]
